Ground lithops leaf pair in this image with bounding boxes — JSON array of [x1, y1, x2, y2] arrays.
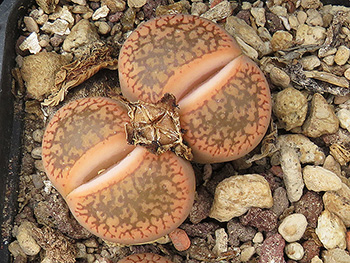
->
[[119, 14, 271, 163], [42, 14, 271, 245]]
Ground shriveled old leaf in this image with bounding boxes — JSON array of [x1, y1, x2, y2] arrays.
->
[[116, 93, 193, 161], [42, 42, 118, 106]]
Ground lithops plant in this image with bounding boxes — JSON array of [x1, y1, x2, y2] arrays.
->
[[117, 253, 173, 263], [42, 14, 271, 246], [119, 14, 271, 163]]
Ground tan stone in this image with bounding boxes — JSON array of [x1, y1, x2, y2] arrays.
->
[[209, 174, 273, 221], [303, 165, 342, 192]]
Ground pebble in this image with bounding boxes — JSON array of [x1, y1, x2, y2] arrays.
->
[[16, 221, 41, 256], [306, 9, 323, 26], [260, 234, 285, 263], [280, 146, 304, 202], [278, 134, 325, 165], [200, 1, 233, 22], [297, 11, 307, 25], [273, 87, 307, 131], [271, 187, 289, 217], [253, 232, 264, 243], [295, 191, 323, 228], [240, 246, 255, 262], [227, 219, 256, 246], [303, 165, 342, 192], [128, 0, 147, 8], [278, 213, 308, 242], [301, 240, 321, 263], [240, 207, 278, 232], [21, 52, 71, 100], [191, 2, 209, 16], [8, 240, 26, 258], [304, 71, 349, 88], [323, 155, 341, 177], [311, 256, 323, 263], [209, 174, 273, 221], [300, 0, 321, 9], [62, 19, 100, 52], [36, 0, 58, 14], [31, 174, 44, 189], [296, 25, 326, 45], [318, 47, 337, 58], [337, 108, 350, 132], [31, 147, 42, 159], [92, 5, 110, 20], [41, 19, 70, 35], [334, 46, 350, 66], [316, 210, 346, 250], [23, 16, 39, 33], [250, 7, 266, 27], [300, 55, 321, 70], [271, 31, 293, 51], [169, 228, 191, 251], [269, 6, 287, 17], [235, 37, 259, 60], [72, 0, 86, 5], [19, 32, 41, 54], [285, 242, 305, 260], [212, 228, 228, 256], [323, 55, 335, 66], [322, 248, 350, 263], [95, 21, 111, 34], [270, 66, 291, 88], [289, 14, 299, 30], [225, 16, 271, 56], [344, 68, 350, 80], [302, 93, 340, 138], [323, 184, 350, 227], [103, 0, 126, 12]]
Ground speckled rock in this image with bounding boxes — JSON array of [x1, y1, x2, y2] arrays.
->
[[271, 187, 289, 217], [300, 240, 321, 263], [316, 210, 346, 250], [188, 238, 215, 261], [260, 233, 286, 263], [337, 108, 350, 132], [323, 184, 350, 227], [296, 25, 326, 45], [227, 219, 256, 246], [303, 93, 339, 138], [295, 191, 323, 228], [271, 31, 293, 51], [225, 16, 271, 56], [181, 222, 219, 238], [300, 55, 321, 70], [62, 19, 100, 52], [280, 146, 304, 202], [189, 186, 212, 224], [285, 242, 304, 261], [270, 66, 290, 88], [322, 248, 350, 263], [334, 46, 350, 66], [209, 174, 273, 221], [278, 134, 325, 165], [273, 87, 307, 131], [16, 221, 41, 256], [278, 214, 308, 242], [21, 52, 70, 101], [240, 207, 278, 232], [303, 165, 342, 192]]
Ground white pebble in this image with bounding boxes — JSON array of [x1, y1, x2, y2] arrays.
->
[[19, 32, 41, 54], [278, 213, 308, 242], [285, 242, 304, 260], [337, 108, 350, 133], [316, 210, 346, 250], [303, 165, 342, 192], [334, 46, 350, 66], [92, 5, 110, 20]]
